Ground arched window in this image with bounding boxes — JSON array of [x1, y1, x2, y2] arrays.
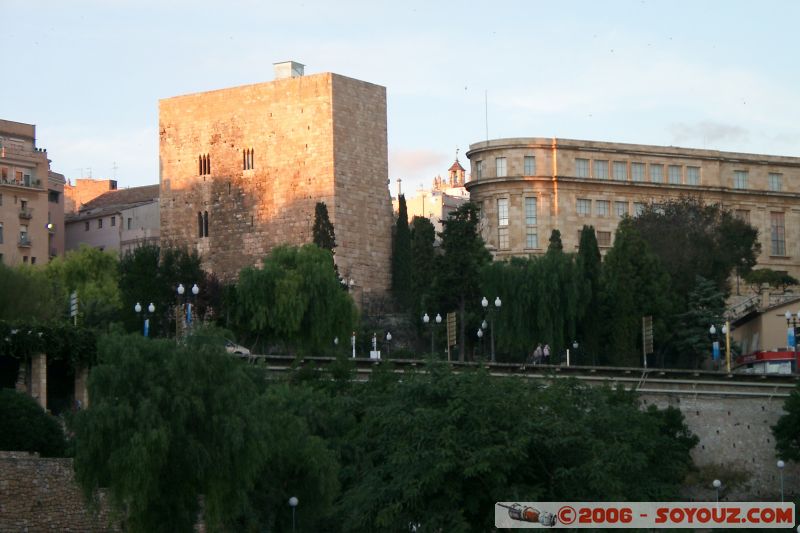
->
[[203, 211, 209, 237], [198, 212, 204, 237]]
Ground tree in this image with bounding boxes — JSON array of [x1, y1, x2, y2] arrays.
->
[[233, 244, 358, 354], [744, 268, 799, 293], [46, 245, 121, 328], [72, 333, 268, 533], [392, 194, 412, 309], [601, 219, 672, 367], [632, 197, 760, 300], [672, 276, 726, 369], [433, 203, 491, 361], [547, 228, 563, 253], [576, 226, 603, 362], [0, 263, 65, 322], [773, 384, 800, 462], [410, 215, 435, 317], [0, 389, 67, 457], [312, 201, 336, 252]]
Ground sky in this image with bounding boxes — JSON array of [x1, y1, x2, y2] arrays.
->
[[3, 0, 800, 195]]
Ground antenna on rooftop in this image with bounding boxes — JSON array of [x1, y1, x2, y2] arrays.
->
[[112, 161, 118, 179]]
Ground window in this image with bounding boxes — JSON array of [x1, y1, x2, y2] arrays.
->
[[577, 198, 591, 216], [16, 171, 22, 183], [111, 216, 116, 227], [198, 212, 204, 237], [633, 202, 646, 216], [596, 200, 610, 216], [23, 256, 28, 264], [735, 209, 750, 223], [0, 222, 3, 244], [668, 165, 682, 184], [497, 198, 509, 226], [496, 157, 507, 177], [48, 190, 60, 203], [524, 156, 536, 175], [769, 173, 783, 192], [0, 193, 2, 206], [1, 167, 7, 180], [613, 161, 627, 181], [31, 257, 36, 265], [476, 160, 483, 179], [243, 148, 254, 170], [650, 164, 663, 183], [498, 227, 509, 249], [771, 212, 786, 255], [615, 201, 628, 217], [686, 166, 700, 185], [199, 154, 211, 175], [85, 221, 90, 231], [98, 218, 103, 229], [631, 163, 645, 182], [20, 224, 28, 244], [733, 170, 748, 189], [525, 197, 537, 225], [576, 158, 589, 178], [526, 230, 538, 249], [203, 211, 209, 237], [127, 218, 132, 230], [593, 160, 609, 179], [597, 231, 612, 247]]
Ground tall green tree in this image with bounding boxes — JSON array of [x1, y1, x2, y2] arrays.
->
[[46, 245, 121, 328], [632, 198, 760, 300], [72, 333, 268, 533], [601, 219, 672, 366], [233, 244, 358, 354], [773, 383, 800, 462], [392, 194, 412, 309], [672, 276, 727, 369], [576, 226, 603, 362], [433, 203, 491, 361], [410, 215, 436, 318], [0, 263, 65, 322], [312, 201, 336, 252], [547, 228, 563, 253]]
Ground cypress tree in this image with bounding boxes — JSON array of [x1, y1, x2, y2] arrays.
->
[[410, 216, 436, 317], [312, 202, 336, 252], [576, 226, 603, 363], [392, 195, 413, 309], [547, 229, 563, 254]]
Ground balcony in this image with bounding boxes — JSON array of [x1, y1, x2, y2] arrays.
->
[[19, 207, 33, 219], [18, 236, 32, 248]]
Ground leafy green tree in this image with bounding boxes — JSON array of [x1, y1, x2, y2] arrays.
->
[[744, 268, 799, 293], [392, 194, 412, 309], [72, 333, 268, 533], [410, 215, 436, 318], [632, 198, 760, 300], [0, 263, 65, 322], [773, 384, 800, 462], [576, 226, 603, 362], [46, 245, 121, 328], [601, 219, 672, 366], [0, 389, 67, 457], [234, 244, 358, 354], [547, 228, 563, 253], [312, 201, 336, 252], [433, 203, 491, 361], [672, 276, 726, 368]]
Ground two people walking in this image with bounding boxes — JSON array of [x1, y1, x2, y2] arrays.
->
[[528, 343, 550, 365]]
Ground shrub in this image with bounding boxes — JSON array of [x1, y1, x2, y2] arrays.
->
[[0, 389, 67, 457]]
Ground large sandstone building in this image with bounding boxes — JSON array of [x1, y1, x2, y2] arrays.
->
[[159, 62, 393, 303], [466, 137, 800, 278]]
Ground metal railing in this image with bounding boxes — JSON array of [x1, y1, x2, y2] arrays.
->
[[17, 236, 32, 247]]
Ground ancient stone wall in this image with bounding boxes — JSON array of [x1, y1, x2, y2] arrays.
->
[[0, 452, 117, 532], [159, 72, 392, 301]]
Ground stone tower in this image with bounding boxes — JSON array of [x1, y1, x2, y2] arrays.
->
[[158, 64, 392, 303]]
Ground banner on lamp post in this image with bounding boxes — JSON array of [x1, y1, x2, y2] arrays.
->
[[712, 341, 720, 361]]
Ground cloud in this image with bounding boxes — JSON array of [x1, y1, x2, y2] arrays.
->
[[668, 121, 749, 147], [389, 148, 449, 191]]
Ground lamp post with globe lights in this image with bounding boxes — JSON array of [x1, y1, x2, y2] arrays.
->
[[778, 460, 786, 502], [134, 302, 155, 337], [709, 323, 731, 371], [422, 312, 442, 356], [481, 296, 502, 362], [477, 328, 484, 359], [176, 283, 200, 330], [385, 331, 392, 358], [288, 496, 299, 531], [712, 479, 721, 503]]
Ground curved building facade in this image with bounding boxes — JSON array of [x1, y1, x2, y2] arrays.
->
[[465, 137, 800, 277]]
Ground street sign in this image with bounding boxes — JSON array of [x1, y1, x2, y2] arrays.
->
[[642, 316, 654, 368], [69, 291, 79, 317], [447, 312, 457, 347]]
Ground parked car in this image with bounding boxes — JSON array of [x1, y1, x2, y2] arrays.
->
[[224, 340, 251, 357]]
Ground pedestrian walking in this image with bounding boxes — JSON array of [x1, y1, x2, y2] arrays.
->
[[533, 343, 543, 365], [543, 344, 551, 365]]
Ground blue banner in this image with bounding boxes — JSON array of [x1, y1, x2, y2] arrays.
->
[[144, 318, 150, 338], [712, 341, 720, 360], [788, 327, 796, 348], [187, 303, 192, 325]]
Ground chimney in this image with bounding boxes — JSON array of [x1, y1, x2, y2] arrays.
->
[[273, 61, 305, 80]]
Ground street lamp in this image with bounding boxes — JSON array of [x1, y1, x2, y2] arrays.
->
[[709, 322, 731, 372], [288, 496, 299, 532], [481, 296, 502, 363], [386, 331, 392, 358], [777, 460, 785, 502], [477, 328, 484, 359], [177, 283, 200, 329], [569, 340, 578, 366], [422, 312, 442, 356], [712, 479, 721, 503], [134, 302, 155, 337]]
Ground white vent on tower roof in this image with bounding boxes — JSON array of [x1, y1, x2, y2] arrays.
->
[[273, 61, 305, 80]]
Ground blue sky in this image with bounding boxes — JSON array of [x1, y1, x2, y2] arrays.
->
[[3, 0, 799, 193]]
